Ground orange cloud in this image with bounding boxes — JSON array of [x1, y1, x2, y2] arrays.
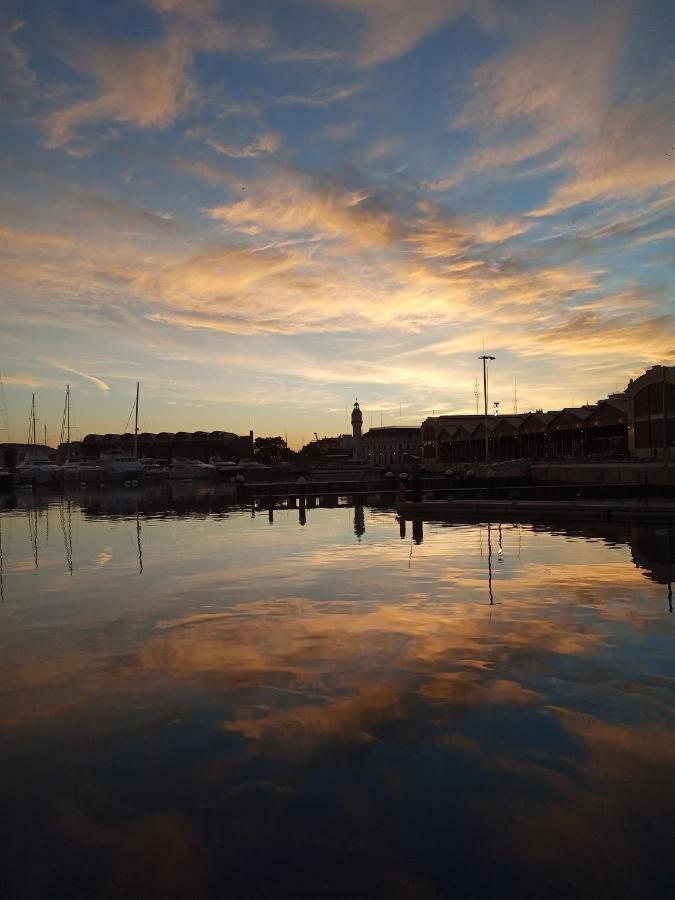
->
[[46, 30, 194, 147]]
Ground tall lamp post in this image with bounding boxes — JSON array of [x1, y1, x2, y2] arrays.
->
[[479, 355, 496, 462]]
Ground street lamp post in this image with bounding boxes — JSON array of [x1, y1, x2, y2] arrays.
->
[[479, 355, 496, 463]]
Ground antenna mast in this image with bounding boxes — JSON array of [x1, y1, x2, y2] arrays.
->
[[0, 373, 9, 442], [513, 378, 518, 415]]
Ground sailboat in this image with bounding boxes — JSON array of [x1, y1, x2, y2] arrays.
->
[[16, 394, 62, 485], [60, 384, 103, 483], [99, 382, 144, 481]]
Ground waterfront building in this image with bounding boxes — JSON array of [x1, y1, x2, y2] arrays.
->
[[626, 364, 675, 460], [0, 443, 55, 469], [355, 426, 421, 466], [420, 384, 640, 469], [71, 430, 254, 464], [416, 363, 675, 467], [422, 415, 505, 465]]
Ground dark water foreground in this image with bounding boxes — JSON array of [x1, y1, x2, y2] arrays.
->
[[1, 488, 674, 899]]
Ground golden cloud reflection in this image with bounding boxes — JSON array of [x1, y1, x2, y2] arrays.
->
[[129, 591, 609, 750], [1, 504, 675, 898]]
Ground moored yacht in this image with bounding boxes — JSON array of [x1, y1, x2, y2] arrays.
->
[[63, 459, 104, 482], [168, 458, 217, 480], [99, 449, 144, 481], [210, 456, 238, 476], [140, 457, 169, 479], [17, 452, 62, 485]]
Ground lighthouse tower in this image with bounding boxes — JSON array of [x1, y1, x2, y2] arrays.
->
[[351, 399, 363, 458]]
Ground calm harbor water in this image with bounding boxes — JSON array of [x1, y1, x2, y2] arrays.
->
[[1, 487, 674, 899]]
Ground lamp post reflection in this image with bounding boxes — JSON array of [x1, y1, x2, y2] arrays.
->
[[0, 516, 5, 603], [486, 523, 501, 615], [667, 528, 673, 614]]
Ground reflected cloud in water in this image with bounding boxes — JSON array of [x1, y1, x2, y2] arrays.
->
[[0, 487, 674, 898]]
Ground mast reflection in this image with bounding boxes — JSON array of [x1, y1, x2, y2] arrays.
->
[[59, 498, 73, 575], [354, 504, 365, 540], [28, 506, 38, 569], [136, 509, 143, 575], [487, 523, 494, 607]]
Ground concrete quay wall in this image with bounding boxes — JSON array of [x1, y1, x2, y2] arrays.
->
[[531, 463, 675, 485]]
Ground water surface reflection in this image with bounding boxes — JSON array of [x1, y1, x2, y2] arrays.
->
[[0, 488, 674, 899]]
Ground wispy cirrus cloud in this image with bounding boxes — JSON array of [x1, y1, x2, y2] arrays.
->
[[207, 132, 282, 158], [276, 84, 361, 106], [45, 30, 194, 147], [207, 170, 398, 246], [42, 0, 272, 149], [270, 46, 343, 63], [0, 17, 36, 106], [51, 364, 110, 392], [0, 372, 60, 389], [309, 0, 490, 68], [530, 85, 675, 215], [447, 4, 626, 185]]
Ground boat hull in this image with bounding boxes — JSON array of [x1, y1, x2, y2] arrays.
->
[[17, 466, 62, 485]]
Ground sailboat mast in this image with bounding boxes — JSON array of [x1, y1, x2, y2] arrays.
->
[[133, 381, 140, 459], [66, 384, 71, 462], [30, 393, 36, 445]]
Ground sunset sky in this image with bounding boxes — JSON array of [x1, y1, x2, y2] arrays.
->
[[1, 0, 674, 447]]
